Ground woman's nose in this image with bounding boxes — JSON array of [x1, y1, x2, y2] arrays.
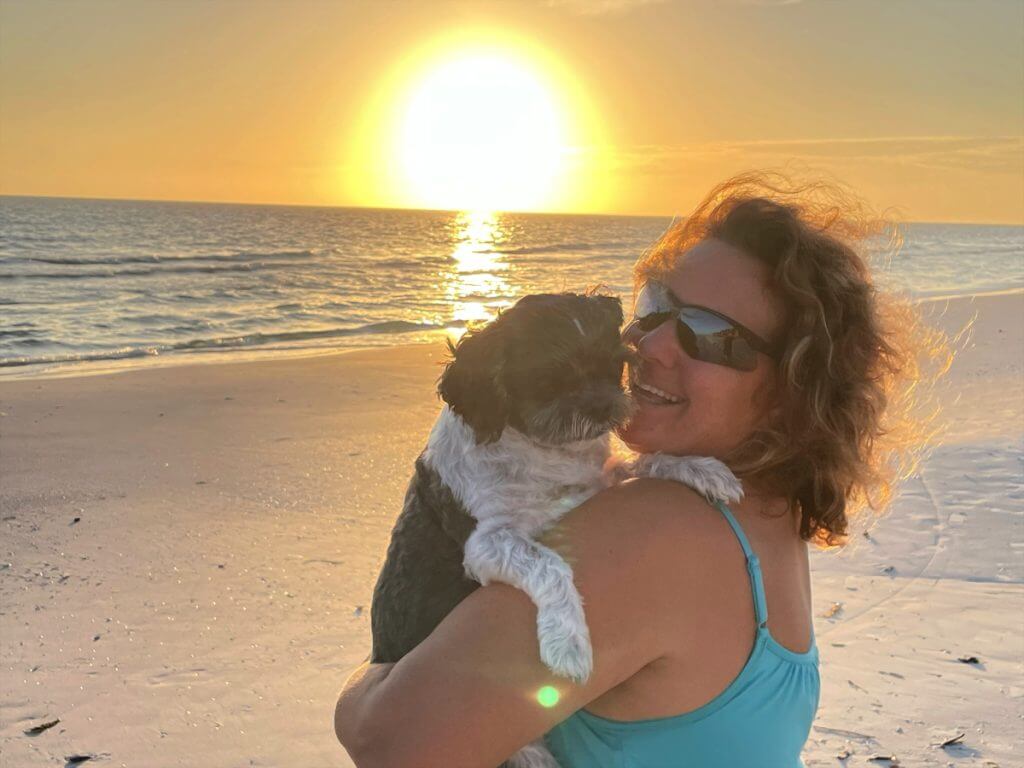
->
[[621, 319, 646, 347], [624, 317, 682, 369]]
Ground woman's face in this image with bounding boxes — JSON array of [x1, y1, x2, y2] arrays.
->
[[617, 237, 784, 459]]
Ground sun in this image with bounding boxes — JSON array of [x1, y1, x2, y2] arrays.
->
[[397, 51, 565, 212], [346, 30, 608, 213]]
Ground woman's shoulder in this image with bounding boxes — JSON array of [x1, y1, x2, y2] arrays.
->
[[542, 478, 744, 608], [550, 476, 737, 555], [538, 477, 751, 666]]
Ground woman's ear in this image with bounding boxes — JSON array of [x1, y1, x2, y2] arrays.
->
[[437, 324, 510, 444]]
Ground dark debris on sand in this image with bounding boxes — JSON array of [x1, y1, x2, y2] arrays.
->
[[23, 718, 59, 736]]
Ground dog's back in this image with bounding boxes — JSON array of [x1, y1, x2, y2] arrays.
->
[[370, 454, 479, 663]]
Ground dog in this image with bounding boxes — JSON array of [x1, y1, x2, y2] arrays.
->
[[370, 293, 741, 767]]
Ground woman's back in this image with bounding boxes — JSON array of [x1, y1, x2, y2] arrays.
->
[[544, 497, 820, 767]]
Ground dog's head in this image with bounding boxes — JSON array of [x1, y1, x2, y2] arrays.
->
[[438, 293, 634, 445]]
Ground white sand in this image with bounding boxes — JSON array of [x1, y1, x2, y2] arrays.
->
[[1, 292, 1020, 767], [803, 292, 1024, 767]]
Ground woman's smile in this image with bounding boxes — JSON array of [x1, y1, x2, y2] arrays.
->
[[628, 366, 688, 407]]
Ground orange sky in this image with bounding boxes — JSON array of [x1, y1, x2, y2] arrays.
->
[[1, 0, 1022, 223]]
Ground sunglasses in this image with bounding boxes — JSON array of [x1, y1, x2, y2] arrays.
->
[[625, 281, 781, 372]]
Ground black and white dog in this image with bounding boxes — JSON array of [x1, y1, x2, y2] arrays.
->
[[370, 293, 740, 767]]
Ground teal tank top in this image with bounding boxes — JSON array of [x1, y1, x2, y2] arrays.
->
[[544, 501, 820, 768]]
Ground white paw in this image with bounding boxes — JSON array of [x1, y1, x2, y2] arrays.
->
[[537, 608, 594, 683], [639, 455, 744, 504], [503, 741, 562, 768], [692, 458, 743, 503]]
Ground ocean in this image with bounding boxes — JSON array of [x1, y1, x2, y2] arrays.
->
[[2, 195, 1022, 378]]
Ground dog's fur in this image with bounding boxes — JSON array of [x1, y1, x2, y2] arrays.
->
[[370, 293, 741, 768]]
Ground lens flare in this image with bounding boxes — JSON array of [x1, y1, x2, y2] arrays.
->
[[537, 685, 560, 708]]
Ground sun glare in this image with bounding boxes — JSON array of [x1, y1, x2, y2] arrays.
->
[[346, 30, 608, 213], [398, 52, 565, 212]]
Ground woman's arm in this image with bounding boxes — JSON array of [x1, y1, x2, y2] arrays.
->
[[334, 478, 711, 768], [333, 659, 396, 758]]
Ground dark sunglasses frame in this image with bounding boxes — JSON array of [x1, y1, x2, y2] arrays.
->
[[626, 282, 782, 371]]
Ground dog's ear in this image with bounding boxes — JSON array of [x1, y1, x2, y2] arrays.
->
[[437, 323, 509, 444]]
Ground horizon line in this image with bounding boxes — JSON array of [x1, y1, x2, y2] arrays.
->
[[1, 192, 1021, 228], [0, 192, 667, 221]]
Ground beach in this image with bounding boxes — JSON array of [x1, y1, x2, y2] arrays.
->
[[1, 290, 1021, 767]]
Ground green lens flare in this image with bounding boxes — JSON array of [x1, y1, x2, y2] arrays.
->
[[537, 686, 560, 708]]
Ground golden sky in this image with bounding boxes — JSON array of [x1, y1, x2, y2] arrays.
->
[[1, 0, 1022, 223]]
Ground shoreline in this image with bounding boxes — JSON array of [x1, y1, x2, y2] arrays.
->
[[0, 334, 453, 382], [4, 287, 1021, 384]]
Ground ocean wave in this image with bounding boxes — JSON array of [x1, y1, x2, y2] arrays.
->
[[486, 241, 638, 257], [0, 318, 464, 368], [374, 256, 450, 268], [2, 248, 323, 270], [0, 346, 161, 368], [0, 258, 313, 280], [893, 244, 1024, 260], [0, 232, 92, 245], [0, 329, 41, 340]]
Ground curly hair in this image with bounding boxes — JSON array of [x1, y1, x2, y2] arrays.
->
[[634, 171, 951, 548]]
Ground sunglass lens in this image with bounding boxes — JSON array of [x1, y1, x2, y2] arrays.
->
[[672, 317, 705, 362], [636, 311, 673, 332], [677, 308, 758, 371]]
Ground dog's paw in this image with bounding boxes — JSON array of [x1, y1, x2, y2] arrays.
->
[[537, 610, 594, 683], [691, 458, 743, 503], [639, 455, 744, 504], [502, 741, 562, 768]]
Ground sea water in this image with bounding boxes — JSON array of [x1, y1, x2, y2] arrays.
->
[[2, 196, 1021, 377]]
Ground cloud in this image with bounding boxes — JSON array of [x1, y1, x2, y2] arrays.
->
[[606, 135, 1024, 176], [545, 0, 667, 15], [546, 0, 801, 10]]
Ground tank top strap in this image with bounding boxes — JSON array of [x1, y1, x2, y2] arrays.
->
[[714, 500, 769, 628]]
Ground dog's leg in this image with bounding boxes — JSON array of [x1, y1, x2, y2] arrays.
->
[[501, 740, 562, 768], [630, 453, 743, 503], [464, 526, 593, 683]]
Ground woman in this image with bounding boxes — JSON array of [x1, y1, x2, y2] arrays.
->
[[334, 172, 939, 768]]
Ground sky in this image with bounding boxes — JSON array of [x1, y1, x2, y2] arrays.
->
[[1, 0, 1022, 223]]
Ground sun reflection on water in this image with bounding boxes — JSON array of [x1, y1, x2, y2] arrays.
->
[[445, 211, 515, 339]]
